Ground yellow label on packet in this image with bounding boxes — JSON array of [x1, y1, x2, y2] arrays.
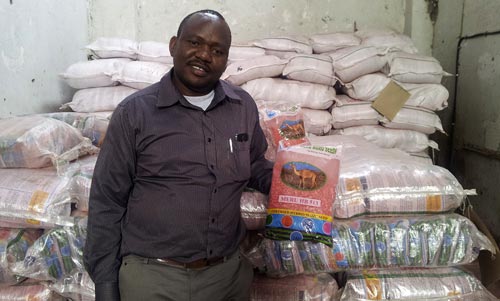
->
[[363, 273, 382, 300], [28, 190, 49, 212], [26, 190, 49, 225], [426, 194, 443, 211], [345, 178, 362, 192]]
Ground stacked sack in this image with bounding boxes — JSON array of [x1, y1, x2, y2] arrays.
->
[[325, 30, 449, 164], [58, 37, 175, 147], [0, 115, 99, 300], [232, 31, 498, 300]]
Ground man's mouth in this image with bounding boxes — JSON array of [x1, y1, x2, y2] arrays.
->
[[191, 64, 209, 76]]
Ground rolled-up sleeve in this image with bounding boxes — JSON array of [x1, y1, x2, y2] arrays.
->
[[84, 103, 136, 300]]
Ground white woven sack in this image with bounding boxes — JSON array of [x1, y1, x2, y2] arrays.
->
[[241, 78, 336, 110], [383, 52, 449, 84], [309, 32, 361, 53], [331, 95, 380, 129], [0, 116, 97, 169], [114, 61, 172, 89], [137, 41, 173, 64], [334, 125, 438, 153], [344, 73, 449, 110], [328, 46, 386, 83], [222, 55, 286, 86], [359, 31, 419, 53], [282, 54, 336, 86], [301, 108, 332, 135], [228, 46, 266, 61], [61, 86, 137, 113], [252, 36, 313, 54], [398, 82, 449, 111], [410, 151, 434, 165], [60, 58, 131, 89], [85, 37, 138, 59], [264, 49, 298, 59], [343, 73, 391, 101], [382, 106, 445, 134], [354, 29, 397, 39]]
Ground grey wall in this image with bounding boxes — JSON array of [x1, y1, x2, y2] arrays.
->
[[0, 1, 437, 118], [88, 0, 408, 46], [0, 1, 88, 118], [448, 0, 500, 243]]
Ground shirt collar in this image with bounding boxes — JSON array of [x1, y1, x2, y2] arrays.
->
[[157, 69, 242, 109]]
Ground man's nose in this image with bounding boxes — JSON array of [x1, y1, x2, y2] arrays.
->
[[196, 45, 212, 62]]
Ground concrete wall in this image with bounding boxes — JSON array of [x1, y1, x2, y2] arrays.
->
[[449, 0, 500, 243], [0, 1, 88, 118], [88, 0, 407, 45], [2, 0, 438, 118]]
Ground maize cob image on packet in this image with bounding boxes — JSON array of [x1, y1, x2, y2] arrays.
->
[[331, 213, 495, 269]]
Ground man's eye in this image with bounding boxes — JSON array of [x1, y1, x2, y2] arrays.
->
[[212, 49, 224, 56], [189, 40, 199, 46]]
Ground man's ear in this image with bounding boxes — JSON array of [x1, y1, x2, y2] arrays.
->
[[169, 36, 177, 55]]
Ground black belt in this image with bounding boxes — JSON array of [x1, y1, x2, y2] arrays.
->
[[155, 256, 225, 269]]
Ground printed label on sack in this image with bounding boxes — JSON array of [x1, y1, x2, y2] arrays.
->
[[363, 272, 382, 300], [425, 194, 443, 211]]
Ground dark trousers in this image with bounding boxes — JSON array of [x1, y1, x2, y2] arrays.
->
[[119, 251, 253, 301]]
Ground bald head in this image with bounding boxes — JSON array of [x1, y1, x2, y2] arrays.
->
[[177, 10, 228, 37]]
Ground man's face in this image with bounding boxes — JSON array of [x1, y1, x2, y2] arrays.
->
[[169, 13, 231, 96]]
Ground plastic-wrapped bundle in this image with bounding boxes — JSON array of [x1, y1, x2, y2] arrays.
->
[[250, 273, 339, 301], [49, 270, 95, 301], [0, 167, 76, 228], [41, 112, 111, 147], [11, 217, 87, 282], [0, 228, 42, 287], [0, 283, 64, 301], [340, 267, 498, 300], [67, 155, 98, 212], [241, 189, 268, 230], [309, 135, 465, 219], [259, 238, 337, 277], [0, 116, 97, 169], [266, 145, 340, 246], [331, 214, 494, 269]]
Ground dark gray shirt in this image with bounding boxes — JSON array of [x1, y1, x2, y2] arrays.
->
[[84, 70, 273, 291]]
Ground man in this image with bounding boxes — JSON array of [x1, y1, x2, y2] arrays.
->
[[84, 9, 273, 301]]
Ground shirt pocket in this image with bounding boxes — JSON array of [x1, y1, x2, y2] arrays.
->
[[230, 138, 251, 181]]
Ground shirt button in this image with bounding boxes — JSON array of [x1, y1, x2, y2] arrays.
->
[[210, 164, 214, 169], [213, 189, 217, 194], [207, 138, 211, 143], [209, 250, 213, 255], [211, 218, 215, 223]]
